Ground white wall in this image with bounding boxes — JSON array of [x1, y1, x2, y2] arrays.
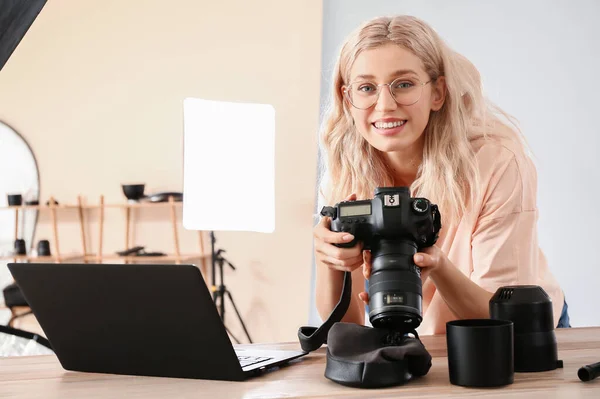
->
[[310, 0, 600, 327]]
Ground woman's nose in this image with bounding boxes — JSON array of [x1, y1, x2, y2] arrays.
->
[[374, 86, 398, 112]]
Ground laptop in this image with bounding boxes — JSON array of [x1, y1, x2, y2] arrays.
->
[[7, 262, 307, 381]]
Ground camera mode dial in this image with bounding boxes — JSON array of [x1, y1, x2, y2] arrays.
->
[[412, 199, 429, 214]]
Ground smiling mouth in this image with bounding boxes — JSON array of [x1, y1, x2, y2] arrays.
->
[[372, 120, 406, 129]]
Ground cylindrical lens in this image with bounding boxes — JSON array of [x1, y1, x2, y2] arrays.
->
[[368, 239, 422, 329]]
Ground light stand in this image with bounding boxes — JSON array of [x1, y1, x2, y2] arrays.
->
[[209, 231, 253, 344], [183, 98, 276, 346]]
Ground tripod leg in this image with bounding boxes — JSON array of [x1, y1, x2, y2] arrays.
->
[[225, 290, 253, 343], [224, 324, 241, 345], [214, 291, 241, 344]]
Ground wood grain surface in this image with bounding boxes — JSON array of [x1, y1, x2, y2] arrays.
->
[[1, 327, 599, 398]]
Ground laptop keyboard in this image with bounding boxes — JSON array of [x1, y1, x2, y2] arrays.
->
[[237, 355, 274, 368]]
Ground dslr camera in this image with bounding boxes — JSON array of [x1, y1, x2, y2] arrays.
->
[[321, 187, 441, 330]]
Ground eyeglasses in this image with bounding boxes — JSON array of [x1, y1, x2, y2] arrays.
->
[[344, 77, 433, 110]]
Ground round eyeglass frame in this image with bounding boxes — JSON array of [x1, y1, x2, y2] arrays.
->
[[343, 77, 433, 110]]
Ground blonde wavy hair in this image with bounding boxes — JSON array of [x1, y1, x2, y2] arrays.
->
[[319, 15, 525, 224]]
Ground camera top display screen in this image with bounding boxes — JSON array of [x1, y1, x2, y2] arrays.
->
[[340, 203, 372, 217]]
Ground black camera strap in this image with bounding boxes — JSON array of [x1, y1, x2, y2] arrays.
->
[[297, 271, 352, 352]]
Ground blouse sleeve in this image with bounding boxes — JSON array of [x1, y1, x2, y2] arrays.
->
[[469, 146, 540, 292]]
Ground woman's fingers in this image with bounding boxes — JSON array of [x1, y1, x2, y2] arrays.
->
[[321, 254, 364, 272], [345, 193, 357, 201], [315, 238, 362, 259], [362, 250, 372, 280], [358, 291, 369, 304], [315, 241, 364, 272], [414, 245, 446, 273], [320, 252, 364, 268], [414, 252, 435, 268], [314, 217, 356, 245], [314, 193, 366, 273], [360, 251, 371, 305]]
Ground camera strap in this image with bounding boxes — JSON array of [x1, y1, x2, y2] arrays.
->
[[296, 271, 433, 388], [297, 271, 352, 352]]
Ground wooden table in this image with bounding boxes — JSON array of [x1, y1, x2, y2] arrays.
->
[[1, 327, 599, 398]]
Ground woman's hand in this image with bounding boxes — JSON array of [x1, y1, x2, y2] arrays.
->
[[314, 194, 365, 273], [358, 245, 448, 304]]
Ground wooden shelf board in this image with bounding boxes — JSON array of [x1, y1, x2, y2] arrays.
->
[[0, 205, 79, 210], [1, 254, 208, 263], [0, 254, 86, 262], [94, 202, 183, 209], [1, 202, 184, 210], [83, 254, 209, 262]]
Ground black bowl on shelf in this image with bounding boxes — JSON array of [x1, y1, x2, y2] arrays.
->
[[122, 184, 146, 200], [14, 239, 26, 255], [37, 240, 51, 257], [7, 194, 22, 206]]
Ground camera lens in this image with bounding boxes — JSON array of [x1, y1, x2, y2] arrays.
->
[[368, 239, 422, 330]]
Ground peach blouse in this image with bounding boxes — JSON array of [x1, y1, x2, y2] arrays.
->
[[418, 135, 564, 335], [318, 133, 564, 334]]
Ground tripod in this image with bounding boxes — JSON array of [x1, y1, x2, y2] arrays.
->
[[209, 231, 253, 344]]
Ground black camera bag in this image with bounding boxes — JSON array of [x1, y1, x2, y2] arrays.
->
[[298, 272, 432, 388]]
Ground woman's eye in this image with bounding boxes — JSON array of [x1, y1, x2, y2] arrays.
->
[[358, 84, 376, 93], [394, 81, 413, 89]]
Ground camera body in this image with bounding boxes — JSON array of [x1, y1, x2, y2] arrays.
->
[[321, 187, 441, 330]]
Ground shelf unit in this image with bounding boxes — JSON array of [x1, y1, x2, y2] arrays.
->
[[0, 254, 85, 262], [1, 195, 209, 274]]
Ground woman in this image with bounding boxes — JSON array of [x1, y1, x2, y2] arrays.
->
[[313, 15, 570, 334]]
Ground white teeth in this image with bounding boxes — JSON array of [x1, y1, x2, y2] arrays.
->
[[374, 120, 406, 129]]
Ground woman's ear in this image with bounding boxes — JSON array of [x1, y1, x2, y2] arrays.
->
[[430, 76, 446, 111], [341, 86, 355, 124], [341, 86, 350, 105]]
